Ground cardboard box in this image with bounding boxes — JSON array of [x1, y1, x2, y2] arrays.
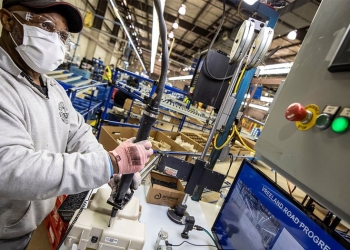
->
[[161, 131, 208, 162], [161, 131, 204, 153], [148, 131, 187, 160], [229, 145, 241, 161], [241, 137, 256, 150], [182, 132, 212, 151], [145, 171, 185, 207], [98, 126, 137, 151], [239, 149, 252, 158], [99, 126, 187, 161], [123, 99, 144, 115]]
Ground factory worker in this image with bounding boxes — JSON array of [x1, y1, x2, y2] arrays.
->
[[0, 0, 153, 249]]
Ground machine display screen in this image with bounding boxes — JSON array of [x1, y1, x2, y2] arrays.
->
[[211, 160, 347, 250]]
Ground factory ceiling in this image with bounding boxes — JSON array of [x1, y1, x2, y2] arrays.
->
[[85, 0, 322, 78]]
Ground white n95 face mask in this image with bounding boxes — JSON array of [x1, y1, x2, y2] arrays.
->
[[10, 16, 66, 74]]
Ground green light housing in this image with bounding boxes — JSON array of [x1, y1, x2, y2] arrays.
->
[[331, 117, 349, 133]]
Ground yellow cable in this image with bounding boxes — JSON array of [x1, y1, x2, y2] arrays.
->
[[213, 128, 236, 150], [234, 126, 256, 153], [237, 0, 245, 21], [233, 66, 246, 94], [213, 66, 246, 150]]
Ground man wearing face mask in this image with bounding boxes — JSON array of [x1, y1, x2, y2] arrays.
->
[[0, 1, 153, 249]]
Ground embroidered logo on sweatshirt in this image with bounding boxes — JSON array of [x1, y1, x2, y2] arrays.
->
[[58, 102, 69, 124]]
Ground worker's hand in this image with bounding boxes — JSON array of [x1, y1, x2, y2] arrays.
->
[[108, 172, 141, 194], [109, 138, 153, 174]]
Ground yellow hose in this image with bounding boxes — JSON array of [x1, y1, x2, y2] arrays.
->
[[213, 128, 236, 150], [237, 0, 245, 21], [233, 66, 246, 94], [234, 126, 255, 153]]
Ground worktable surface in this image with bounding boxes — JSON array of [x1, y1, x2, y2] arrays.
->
[[60, 185, 219, 250]]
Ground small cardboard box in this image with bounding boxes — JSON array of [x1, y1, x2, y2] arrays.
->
[[182, 132, 212, 151], [123, 99, 144, 115], [171, 113, 183, 125], [148, 131, 187, 160], [161, 131, 207, 162], [99, 127, 187, 161], [239, 149, 252, 158], [145, 171, 185, 207], [99, 126, 137, 151], [161, 131, 204, 153], [241, 137, 255, 150], [230, 145, 241, 161]]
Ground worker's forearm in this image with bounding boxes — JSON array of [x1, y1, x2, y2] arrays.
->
[[108, 151, 119, 174], [0, 148, 111, 200]]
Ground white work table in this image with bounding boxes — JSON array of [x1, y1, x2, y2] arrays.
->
[[60, 185, 219, 250]]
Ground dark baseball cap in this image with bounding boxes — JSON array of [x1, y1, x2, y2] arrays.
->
[[3, 0, 83, 33]]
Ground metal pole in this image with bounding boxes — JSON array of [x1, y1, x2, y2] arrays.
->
[[200, 58, 245, 160], [182, 194, 189, 205]]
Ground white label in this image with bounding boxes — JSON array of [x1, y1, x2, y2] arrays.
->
[[339, 108, 350, 118], [164, 166, 178, 177], [323, 105, 339, 115], [163, 115, 171, 122], [105, 237, 118, 243]]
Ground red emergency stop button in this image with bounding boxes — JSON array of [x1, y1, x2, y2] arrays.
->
[[285, 103, 313, 124], [285, 103, 308, 121]]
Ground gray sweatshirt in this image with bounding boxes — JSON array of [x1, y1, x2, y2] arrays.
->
[[0, 47, 111, 239]]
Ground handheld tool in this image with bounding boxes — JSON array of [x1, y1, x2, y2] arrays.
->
[[107, 0, 169, 227]]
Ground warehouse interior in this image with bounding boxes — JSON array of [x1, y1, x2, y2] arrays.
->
[[0, 0, 349, 249]]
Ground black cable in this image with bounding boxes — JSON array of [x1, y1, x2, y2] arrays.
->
[[204, 0, 235, 81], [225, 153, 235, 178], [167, 240, 217, 248], [151, 0, 169, 108]]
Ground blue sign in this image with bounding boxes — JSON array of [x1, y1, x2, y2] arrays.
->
[[212, 161, 345, 250]]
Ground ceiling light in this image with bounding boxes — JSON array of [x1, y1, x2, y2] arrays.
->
[[173, 20, 179, 29], [243, 0, 258, 5], [178, 4, 186, 15], [167, 39, 170, 44], [169, 31, 174, 39], [158, 58, 161, 62], [136, 37, 139, 41], [132, 32, 137, 36], [126, 14, 131, 19], [287, 30, 297, 40]]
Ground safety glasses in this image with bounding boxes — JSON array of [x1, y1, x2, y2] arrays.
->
[[11, 11, 71, 45]]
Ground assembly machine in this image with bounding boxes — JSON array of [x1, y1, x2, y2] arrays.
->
[[64, 0, 350, 249], [60, 20, 276, 250], [255, 0, 350, 228]]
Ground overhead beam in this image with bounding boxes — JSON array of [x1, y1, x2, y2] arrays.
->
[[269, 42, 302, 52], [131, 20, 201, 53], [86, 0, 113, 33], [122, 0, 212, 39], [251, 77, 285, 85]]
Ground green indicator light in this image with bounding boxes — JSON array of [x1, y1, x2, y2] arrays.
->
[[331, 117, 349, 133]]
